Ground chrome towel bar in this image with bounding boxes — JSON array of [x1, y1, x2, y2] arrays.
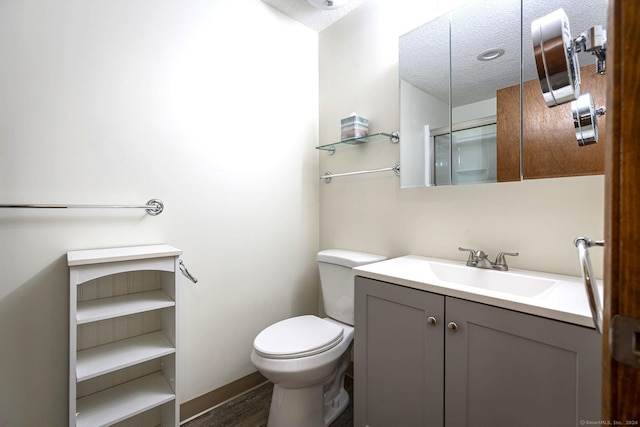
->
[[321, 163, 400, 183], [574, 236, 605, 333], [0, 198, 164, 215]]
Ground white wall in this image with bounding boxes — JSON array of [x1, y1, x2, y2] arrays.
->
[[452, 98, 497, 123], [319, 0, 604, 276], [0, 0, 319, 424]]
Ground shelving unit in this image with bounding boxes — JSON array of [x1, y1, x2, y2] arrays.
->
[[316, 130, 401, 183], [68, 244, 182, 427], [316, 131, 399, 155]]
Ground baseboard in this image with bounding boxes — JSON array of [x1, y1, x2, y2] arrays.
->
[[180, 371, 267, 422]]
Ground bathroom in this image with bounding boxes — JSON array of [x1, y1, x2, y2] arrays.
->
[[0, 0, 629, 425]]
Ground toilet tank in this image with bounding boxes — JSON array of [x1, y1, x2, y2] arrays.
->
[[317, 249, 387, 326]]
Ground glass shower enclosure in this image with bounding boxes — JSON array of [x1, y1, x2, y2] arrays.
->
[[431, 122, 497, 186]]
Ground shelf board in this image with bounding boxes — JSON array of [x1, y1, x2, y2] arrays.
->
[[77, 331, 176, 382], [316, 132, 398, 151], [76, 372, 175, 427], [68, 244, 182, 266], [77, 290, 175, 325]]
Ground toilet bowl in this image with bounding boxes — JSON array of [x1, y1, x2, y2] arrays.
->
[[251, 316, 354, 427], [250, 249, 386, 427]]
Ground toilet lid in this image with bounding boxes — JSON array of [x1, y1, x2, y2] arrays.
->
[[253, 315, 344, 359]]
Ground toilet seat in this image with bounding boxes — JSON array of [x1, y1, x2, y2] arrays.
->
[[253, 315, 344, 359]]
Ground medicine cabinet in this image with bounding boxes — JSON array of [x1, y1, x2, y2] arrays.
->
[[399, 0, 607, 188]]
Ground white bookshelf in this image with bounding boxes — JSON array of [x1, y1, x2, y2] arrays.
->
[[69, 245, 182, 427]]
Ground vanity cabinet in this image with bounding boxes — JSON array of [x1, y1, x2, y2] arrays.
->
[[354, 276, 601, 427], [354, 277, 445, 426], [68, 245, 182, 427]]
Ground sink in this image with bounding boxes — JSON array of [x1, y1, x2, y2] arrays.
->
[[353, 255, 594, 327], [427, 261, 557, 298]]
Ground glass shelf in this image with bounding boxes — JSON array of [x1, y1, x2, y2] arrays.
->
[[316, 131, 399, 154]]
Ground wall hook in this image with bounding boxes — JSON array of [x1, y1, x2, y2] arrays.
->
[[179, 259, 198, 283]]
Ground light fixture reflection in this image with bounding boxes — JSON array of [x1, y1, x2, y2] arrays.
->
[[477, 48, 505, 61], [307, 0, 349, 10]]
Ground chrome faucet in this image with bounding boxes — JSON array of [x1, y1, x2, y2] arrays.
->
[[458, 247, 519, 271]]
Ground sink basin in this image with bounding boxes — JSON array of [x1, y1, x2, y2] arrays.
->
[[427, 261, 557, 298], [353, 255, 595, 327]]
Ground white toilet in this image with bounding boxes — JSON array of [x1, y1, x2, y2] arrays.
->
[[250, 249, 387, 427]]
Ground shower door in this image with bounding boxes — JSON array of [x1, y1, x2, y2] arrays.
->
[[433, 123, 497, 186]]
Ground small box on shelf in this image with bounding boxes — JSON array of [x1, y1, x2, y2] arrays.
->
[[341, 113, 369, 140]]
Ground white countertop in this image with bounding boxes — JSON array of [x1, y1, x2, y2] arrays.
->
[[354, 255, 599, 328]]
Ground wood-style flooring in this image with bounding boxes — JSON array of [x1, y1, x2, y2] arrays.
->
[[183, 376, 353, 427]]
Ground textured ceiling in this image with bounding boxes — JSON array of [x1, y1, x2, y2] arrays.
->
[[400, 0, 608, 107], [262, 0, 607, 106], [261, 0, 366, 32]]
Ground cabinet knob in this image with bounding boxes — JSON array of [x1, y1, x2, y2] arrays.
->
[[427, 316, 437, 326], [447, 322, 459, 332]]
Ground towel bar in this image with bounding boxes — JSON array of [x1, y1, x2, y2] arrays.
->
[[321, 163, 400, 183], [0, 199, 164, 215]]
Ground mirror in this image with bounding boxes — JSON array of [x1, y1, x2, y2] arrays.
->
[[400, 0, 608, 188], [450, 0, 521, 185], [521, 0, 608, 178], [399, 13, 450, 188]]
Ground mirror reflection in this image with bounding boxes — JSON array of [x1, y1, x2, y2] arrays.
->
[[450, 0, 520, 185], [399, 14, 450, 188], [399, 0, 608, 188], [521, 0, 607, 179]]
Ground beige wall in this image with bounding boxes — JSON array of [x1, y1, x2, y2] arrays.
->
[[319, 0, 604, 277], [0, 1, 319, 424]]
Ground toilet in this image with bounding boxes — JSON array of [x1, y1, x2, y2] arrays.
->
[[250, 249, 387, 427]]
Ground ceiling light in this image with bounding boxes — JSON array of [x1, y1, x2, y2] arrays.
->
[[477, 48, 505, 61], [307, 0, 349, 10]]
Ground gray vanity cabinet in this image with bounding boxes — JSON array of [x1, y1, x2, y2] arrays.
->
[[445, 296, 601, 427], [354, 276, 445, 427], [354, 276, 602, 427]]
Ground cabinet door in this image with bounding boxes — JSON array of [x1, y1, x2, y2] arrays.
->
[[354, 277, 445, 427], [445, 297, 601, 427]]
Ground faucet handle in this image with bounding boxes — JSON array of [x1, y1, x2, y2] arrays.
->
[[494, 251, 519, 271], [458, 247, 477, 266], [475, 250, 489, 259]]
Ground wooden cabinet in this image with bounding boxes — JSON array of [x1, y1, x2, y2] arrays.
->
[[497, 64, 606, 180], [68, 245, 182, 427], [354, 276, 601, 427]]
